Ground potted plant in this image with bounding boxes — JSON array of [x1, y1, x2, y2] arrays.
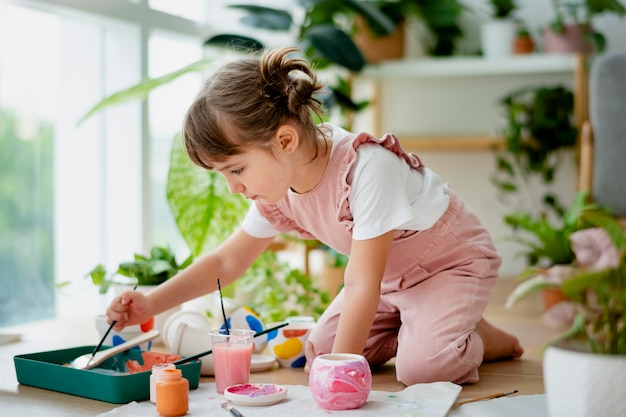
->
[[506, 212, 626, 417], [513, 26, 535, 54], [85, 245, 193, 295], [480, 0, 519, 58], [85, 245, 193, 338], [504, 190, 616, 310], [544, 0, 626, 54], [204, 1, 396, 131], [491, 84, 578, 218]]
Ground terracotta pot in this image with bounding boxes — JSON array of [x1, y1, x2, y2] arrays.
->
[[353, 16, 405, 63], [543, 23, 593, 54], [513, 35, 535, 54], [542, 287, 568, 311]]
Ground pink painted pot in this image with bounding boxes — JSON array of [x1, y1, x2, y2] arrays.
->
[[543, 23, 593, 54], [309, 353, 372, 410]]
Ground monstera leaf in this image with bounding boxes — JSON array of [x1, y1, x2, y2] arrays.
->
[[166, 134, 250, 257]]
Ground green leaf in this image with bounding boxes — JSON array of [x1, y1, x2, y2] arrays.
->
[[78, 59, 214, 126], [166, 134, 250, 257], [303, 24, 365, 73], [204, 34, 265, 53], [542, 311, 586, 351], [505, 274, 556, 309], [229, 5, 293, 30], [343, 0, 396, 36]]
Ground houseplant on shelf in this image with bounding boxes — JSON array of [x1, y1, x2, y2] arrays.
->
[[544, 0, 626, 54], [480, 0, 519, 58], [506, 211, 626, 417]]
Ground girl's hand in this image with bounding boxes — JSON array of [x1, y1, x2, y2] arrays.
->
[[304, 340, 323, 374], [106, 290, 151, 331]]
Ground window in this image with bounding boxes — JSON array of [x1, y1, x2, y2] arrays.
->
[[0, 0, 204, 326]]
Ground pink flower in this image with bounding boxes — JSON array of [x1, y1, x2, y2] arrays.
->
[[569, 227, 619, 270]]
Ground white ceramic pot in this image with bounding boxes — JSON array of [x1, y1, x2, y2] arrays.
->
[[481, 19, 517, 59], [544, 344, 626, 417]]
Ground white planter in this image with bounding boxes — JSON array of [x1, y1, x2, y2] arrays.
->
[[481, 19, 517, 59], [544, 344, 626, 417]]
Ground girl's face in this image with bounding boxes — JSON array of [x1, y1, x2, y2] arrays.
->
[[212, 146, 292, 205]]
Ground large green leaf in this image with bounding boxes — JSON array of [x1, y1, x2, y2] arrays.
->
[[304, 24, 365, 72], [166, 134, 250, 257], [342, 0, 396, 36], [204, 34, 266, 53], [228, 5, 293, 30], [78, 59, 214, 126]]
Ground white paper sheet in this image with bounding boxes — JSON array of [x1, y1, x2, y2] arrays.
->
[[447, 394, 548, 417], [96, 382, 462, 417]]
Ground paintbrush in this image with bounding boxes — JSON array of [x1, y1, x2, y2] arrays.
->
[[453, 389, 518, 408], [172, 321, 289, 365], [217, 277, 230, 335], [221, 402, 245, 417], [89, 284, 138, 364]]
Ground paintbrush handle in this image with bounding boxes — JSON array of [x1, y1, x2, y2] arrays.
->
[[90, 285, 138, 358], [172, 321, 290, 365], [454, 389, 518, 407], [91, 321, 116, 356]]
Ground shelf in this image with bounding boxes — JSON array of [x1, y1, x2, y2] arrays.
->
[[398, 136, 504, 151], [362, 53, 578, 79]]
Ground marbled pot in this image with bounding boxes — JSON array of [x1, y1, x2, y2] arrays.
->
[[309, 353, 372, 410]]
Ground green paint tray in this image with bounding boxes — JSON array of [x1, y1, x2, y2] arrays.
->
[[14, 345, 201, 403]]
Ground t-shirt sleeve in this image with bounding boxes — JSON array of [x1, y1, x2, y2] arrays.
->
[[348, 144, 417, 240], [241, 204, 279, 238]]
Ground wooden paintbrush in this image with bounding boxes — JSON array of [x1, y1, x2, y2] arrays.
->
[[453, 389, 518, 408]]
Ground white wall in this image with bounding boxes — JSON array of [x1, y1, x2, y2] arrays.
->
[[354, 1, 626, 278]]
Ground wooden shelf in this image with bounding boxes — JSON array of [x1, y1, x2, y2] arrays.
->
[[361, 54, 587, 151], [362, 54, 578, 79], [399, 135, 504, 151]]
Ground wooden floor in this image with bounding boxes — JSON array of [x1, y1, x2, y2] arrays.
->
[[0, 279, 557, 416]]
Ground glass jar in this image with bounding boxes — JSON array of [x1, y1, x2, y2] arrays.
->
[[150, 363, 176, 403], [156, 368, 189, 417]]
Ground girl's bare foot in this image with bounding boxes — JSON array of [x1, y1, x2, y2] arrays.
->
[[476, 317, 524, 361]]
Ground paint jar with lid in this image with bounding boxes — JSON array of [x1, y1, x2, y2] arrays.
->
[[156, 368, 189, 417], [150, 363, 176, 403]]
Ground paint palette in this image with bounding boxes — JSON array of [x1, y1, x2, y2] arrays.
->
[[224, 383, 288, 406]]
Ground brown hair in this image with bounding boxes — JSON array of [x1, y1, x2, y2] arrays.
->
[[182, 46, 327, 169]]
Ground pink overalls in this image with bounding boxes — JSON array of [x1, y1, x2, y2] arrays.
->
[[256, 131, 501, 385]]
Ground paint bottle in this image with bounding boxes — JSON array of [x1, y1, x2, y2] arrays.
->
[[150, 363, 176, 403], [156, 368, 189, 417]]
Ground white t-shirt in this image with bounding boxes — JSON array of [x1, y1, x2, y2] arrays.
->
[[242, 130, 449, 240]]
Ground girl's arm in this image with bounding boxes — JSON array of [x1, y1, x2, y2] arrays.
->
[[331, 230, 395, 354], [107, 227, 274, 329]]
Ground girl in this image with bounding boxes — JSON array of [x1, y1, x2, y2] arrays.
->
[[106, 46, 523, 385]]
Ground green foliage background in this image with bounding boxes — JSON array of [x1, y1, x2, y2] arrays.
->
[[0, 110, 55, 326]]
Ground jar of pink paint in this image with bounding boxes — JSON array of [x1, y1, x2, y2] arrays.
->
[[309, 353, 372, 410]]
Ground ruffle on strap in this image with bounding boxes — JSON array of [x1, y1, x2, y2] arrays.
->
[[336, 132, 423, 231]]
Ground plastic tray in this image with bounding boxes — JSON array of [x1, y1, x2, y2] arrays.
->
[[14, 345, 201, 403]]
